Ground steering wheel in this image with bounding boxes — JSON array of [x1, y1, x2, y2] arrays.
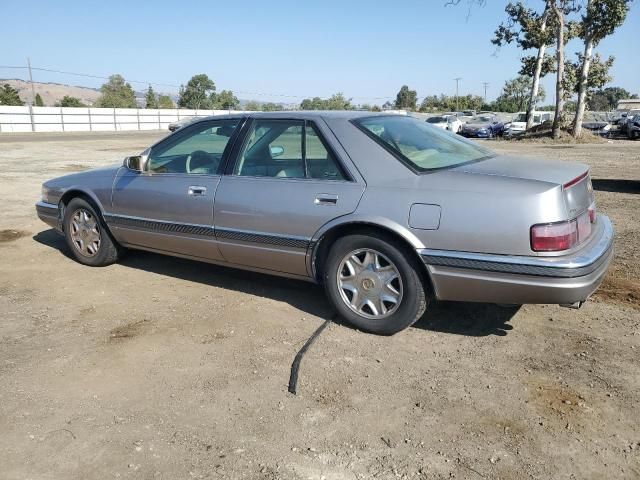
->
[[185, 150, 209, 174]]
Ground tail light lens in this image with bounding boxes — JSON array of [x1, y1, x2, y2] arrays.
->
[[531, 220, 578, 251], [531, 207, 596, 252], [588, 203, 596, 222]]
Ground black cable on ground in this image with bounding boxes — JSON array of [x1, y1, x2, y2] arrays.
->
[[288, 315, 335, 395]]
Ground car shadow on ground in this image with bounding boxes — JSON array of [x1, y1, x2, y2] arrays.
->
[[592, 179, 640, 195], [34, 229, 517, 337]]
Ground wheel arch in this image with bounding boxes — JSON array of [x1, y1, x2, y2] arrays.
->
[[309, 218, 434, 292], [58, 188, 108, 231]]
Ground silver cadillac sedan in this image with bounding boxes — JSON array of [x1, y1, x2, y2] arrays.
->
[[36, 111, 614, 335]]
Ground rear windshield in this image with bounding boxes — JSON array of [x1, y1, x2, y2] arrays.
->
[[353, 115, 493, 172]]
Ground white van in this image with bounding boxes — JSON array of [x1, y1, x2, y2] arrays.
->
[[504, 111, 553, 137]]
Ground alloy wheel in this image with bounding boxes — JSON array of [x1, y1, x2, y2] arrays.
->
[[337, 248, 403, 319], [69, 208, 101, 257]]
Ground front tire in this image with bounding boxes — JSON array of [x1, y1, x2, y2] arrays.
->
[[63, 197, 122, 266], [323, 234, 428, 335]]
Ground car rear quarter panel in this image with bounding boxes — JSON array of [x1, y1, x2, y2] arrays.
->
[[350, 173, 565, 257]]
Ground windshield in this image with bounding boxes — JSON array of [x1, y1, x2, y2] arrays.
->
[[354, 115, 493, 172], [427, 116, 446, 123], [514, 113, 527, 122]]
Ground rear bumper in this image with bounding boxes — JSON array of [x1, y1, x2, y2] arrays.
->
[[419, 214, 614, 305], [36, 201, 62, 233]]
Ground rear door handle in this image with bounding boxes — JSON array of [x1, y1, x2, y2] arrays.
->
[[314, 193, 338, 205], [188, 186, 207, 196]]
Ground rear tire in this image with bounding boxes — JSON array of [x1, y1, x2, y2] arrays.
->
[[63, 197, 122, 267], [323, 234, 428, 335]]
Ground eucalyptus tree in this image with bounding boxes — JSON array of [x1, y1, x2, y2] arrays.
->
[[547, 0, 581, 138], [493, 2, 556, 129], [572, 0, 630, 137]]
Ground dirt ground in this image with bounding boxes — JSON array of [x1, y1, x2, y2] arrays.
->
[[0, 131, 639, 480]]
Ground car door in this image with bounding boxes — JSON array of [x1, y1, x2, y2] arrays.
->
[[214, 117, 365, 277], [109, 118, 243, 260]]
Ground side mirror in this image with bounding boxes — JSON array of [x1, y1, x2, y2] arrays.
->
[[123, 155, 147, 172], [270, 145, 285, 158]]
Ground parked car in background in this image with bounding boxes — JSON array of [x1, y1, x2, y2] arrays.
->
[[459, 114, 505, 138], [581, 121, 612, 138], [426, 115, 463, 134], [619, 110, 640, 135], [504, 111, 553, 137], [36, 112, 613, 335], [168, 116, 200, 132], [610, 111, 628, 126], [457, 110, 476, 122], [627, 114, 640, 139]]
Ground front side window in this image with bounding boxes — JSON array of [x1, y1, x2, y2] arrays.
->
[[148, 119, 239, 174], [354, 115, 494, 172], [234, 119, 346, 180]]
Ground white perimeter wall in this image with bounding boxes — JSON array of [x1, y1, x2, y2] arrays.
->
[[0, 106, 252, 133]]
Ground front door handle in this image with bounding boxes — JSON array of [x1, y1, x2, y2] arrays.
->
[[314, 193, 338, 205], [188, 186, 207, 196]]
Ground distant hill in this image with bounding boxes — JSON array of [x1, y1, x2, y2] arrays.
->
[[0, 78, 294, 109], [0, 79, 100, 106]]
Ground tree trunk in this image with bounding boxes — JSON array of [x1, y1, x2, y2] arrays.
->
[[526, 12, 549, 131], [572, 37, 594, 138], [552, 5, 565, 139]]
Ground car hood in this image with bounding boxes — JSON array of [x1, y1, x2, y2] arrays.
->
[[452, 154, 588, 186], [44, 164, 121, 189]]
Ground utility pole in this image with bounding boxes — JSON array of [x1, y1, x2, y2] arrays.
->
[[27, 58, 36, 105], [482, 82, 489, 103], [454, 77, 462, 111]]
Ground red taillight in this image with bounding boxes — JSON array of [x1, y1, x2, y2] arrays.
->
[[530, 209, 595, 252], [531, 220, 578, 252]]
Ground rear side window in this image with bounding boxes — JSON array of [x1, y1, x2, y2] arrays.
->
[[353, 115, 494, 172], [233, 119, 347, 180]]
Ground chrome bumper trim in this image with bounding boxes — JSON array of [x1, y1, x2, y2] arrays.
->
[[419, 215, 614, 279]]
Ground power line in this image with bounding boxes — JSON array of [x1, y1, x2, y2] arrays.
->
[[0, 65, 182, 89], [482, 82, 489, 102], [0, 63, 467, 104], [0, 64, 401, 101], [454, 77, 462, 111]]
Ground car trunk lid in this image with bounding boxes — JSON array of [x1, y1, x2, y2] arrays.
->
[[455, 154, 594, 220]]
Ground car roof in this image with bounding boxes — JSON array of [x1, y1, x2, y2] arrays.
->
[[192, 110, 403, 123]]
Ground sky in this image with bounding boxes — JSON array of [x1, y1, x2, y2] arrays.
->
[[2, 0, 639, 105]]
